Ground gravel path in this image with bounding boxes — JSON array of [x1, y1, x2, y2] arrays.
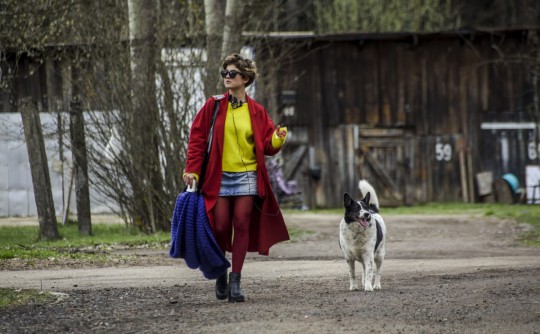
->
[[1, 212, 539, 333]]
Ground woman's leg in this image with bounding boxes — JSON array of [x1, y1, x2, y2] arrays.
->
[[212, 197, 233, 300], [231, 195, 255, 273], [213, 197, 233, 254]]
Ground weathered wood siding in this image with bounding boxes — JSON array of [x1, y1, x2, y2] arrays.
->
[[3, 30, 538, 208], [1, 53, 75, 114], [278, 29, 539, 207]]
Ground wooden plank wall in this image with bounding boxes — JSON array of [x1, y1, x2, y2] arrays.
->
[[2, 54, 72, 113], [3, 32, 537, 207], [283, 31, 538, 207], [480, 113, 537, 186]]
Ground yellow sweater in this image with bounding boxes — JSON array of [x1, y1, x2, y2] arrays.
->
[[223, 103, 257, 172], [184, 102, 286, 181], [222, 102, 286, 172]]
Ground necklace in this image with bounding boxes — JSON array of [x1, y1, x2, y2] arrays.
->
[[230, 95, 245, 109]]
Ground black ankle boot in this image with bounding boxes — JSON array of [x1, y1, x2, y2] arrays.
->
[[215, 271, 228, 300], [228, 272, 245, 303]]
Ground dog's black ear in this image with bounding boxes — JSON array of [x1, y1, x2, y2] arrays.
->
[[362, 191, 371, 205], [344, 193, 354, 207]]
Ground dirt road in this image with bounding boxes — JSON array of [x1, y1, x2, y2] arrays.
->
[[1, 212, 539, 333]]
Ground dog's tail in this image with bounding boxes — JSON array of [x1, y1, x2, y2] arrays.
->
[[358, 179, 380, 209]]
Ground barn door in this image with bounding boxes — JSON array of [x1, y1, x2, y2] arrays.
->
[[357, 129, 405, 206]]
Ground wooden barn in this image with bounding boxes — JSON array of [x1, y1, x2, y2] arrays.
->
[[2, 28, 540, 212], [253, 27, 540, 208]]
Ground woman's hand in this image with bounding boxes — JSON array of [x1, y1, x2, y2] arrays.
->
[[275, 125, 288, 139], [183, 173, 196, 188]]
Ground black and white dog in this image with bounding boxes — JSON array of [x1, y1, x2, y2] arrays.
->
[[339, 180, 386, 291]]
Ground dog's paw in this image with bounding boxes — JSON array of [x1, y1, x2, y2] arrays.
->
[[373, 283, 381, 290], [364, 284, 374, 292], [349, 284, 359, 291]]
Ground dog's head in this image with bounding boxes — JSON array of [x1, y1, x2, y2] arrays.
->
[[343, 192, 372, 228]]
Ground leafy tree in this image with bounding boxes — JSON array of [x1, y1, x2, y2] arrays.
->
[[313, 0, 457, 33]]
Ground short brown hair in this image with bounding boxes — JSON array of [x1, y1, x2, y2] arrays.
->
[[222, 53, 257, 87]]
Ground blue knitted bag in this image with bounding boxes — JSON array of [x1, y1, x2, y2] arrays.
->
[[169, 189, 230, 280]]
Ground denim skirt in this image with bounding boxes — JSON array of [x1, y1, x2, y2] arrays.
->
[[219, 171, 258, 196]]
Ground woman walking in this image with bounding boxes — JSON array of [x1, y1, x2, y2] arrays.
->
[[183, 53, 289, 302]]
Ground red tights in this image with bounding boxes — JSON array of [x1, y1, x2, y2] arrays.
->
[[213, 196, 254, 273]]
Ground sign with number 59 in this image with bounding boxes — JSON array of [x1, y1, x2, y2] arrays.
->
[[435, 143, 452, 161]]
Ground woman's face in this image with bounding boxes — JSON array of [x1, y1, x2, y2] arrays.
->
[[222, 65, 248, 90]]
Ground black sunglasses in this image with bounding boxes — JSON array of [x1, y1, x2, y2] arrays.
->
[[220, 70, 242, 79]]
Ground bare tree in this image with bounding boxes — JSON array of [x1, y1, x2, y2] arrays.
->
[[0, 1, 73, 239], [125, 0, 167, 232], [69, 99, 92, 236], [76, 2, 208, 232], [203, 0, 245, 94], [221, 0, 244, 63], [204, 0, 226, 97], [20, 99, 60, 240], [68, 28, 93, 235]]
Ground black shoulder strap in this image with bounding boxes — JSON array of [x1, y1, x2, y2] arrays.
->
[[199, 99, 220, 188], [206, 99, 220, 154]]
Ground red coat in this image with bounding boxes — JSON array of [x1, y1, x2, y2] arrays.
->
[[184, 91, 289, 255]]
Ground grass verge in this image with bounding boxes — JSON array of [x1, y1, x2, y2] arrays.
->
[[388, 203, 540, 246], [1, 203, 538, 263], [0, 204, 537, 309], [0, 221, 170, 261], [0, 288, 52, 310], [0, 219, 308, 262], [285, 202, 540, 246]]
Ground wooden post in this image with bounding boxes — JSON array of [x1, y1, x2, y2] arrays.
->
[[459, 139, 469, 203], [20, 98, 60, 240], [467, 149, 475, 203], [70, 99, 92, 235]]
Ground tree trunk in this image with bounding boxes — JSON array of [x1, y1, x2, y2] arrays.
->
[[204, 0, 225, 97], [69, 99, 92, 236], [20, 98, 60, 240], [220, 0, 244, 62], [128, 0, 166, 232], [156, 58, 183, 193]]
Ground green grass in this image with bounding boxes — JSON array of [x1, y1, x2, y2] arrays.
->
[[384, 202, 540, 217], [0, 221, 170, 260], [0, 288, 52, 310], [0, 222, 316, 262], [0, 219, 307, 262], [285, 202, 540, 246], [286, 226, 308, 239], [388, 203, 540, 246], [2, 203, 538, 262]]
